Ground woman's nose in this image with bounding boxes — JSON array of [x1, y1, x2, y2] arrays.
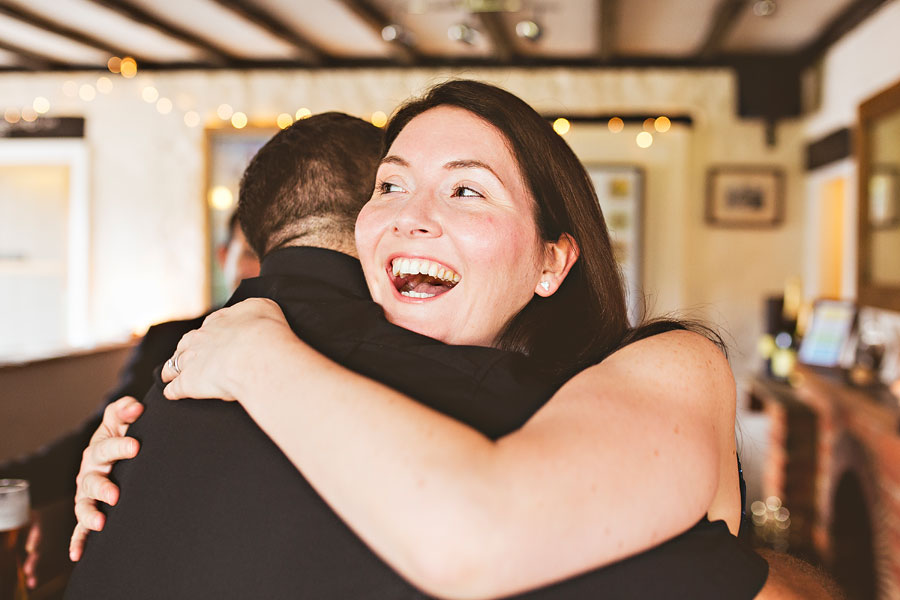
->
[[392, 194, 442, 238]]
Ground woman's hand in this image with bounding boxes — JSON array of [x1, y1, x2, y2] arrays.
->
[[161, 298, 298, 403], [69, 396, 143, 561]]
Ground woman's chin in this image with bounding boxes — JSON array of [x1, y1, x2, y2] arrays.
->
[[384, 310, 448, 342]]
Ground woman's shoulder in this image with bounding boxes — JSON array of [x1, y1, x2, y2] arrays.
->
[[557, 328, 735, 415]]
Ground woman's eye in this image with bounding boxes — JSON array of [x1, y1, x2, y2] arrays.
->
[[452, 186, 483, 199], [378, 181, 404, 194]]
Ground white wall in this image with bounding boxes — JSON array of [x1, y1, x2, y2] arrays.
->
[[0, 67, 807, 380], [803, 0, 900, 382]]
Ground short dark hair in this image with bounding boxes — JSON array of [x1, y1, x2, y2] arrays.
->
[[385, 81, 722, 377], [238, 112, 383, 258]]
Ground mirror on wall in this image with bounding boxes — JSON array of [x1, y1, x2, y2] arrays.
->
[[858, 80, 900, 311]]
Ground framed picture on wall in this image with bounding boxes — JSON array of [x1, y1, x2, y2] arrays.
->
[[705, 167, 784, 227], [205, 126, 277, 306], [868, 165, 899, 229], [586, 164, 644, 323]]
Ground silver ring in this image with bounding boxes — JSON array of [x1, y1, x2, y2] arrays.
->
[[171, 352, 182, 375]]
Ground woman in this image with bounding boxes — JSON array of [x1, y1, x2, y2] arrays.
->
[[74, 80, 745, 598]]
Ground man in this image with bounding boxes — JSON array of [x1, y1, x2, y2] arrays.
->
[[65, 112, 833, 599], [0, 213, 258, 589]]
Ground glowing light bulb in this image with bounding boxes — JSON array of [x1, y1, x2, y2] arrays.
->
[[79, 84, 96, 101], [607, 117, 624, 133], [371, 111, 388, 128], [107, 56, 122, 74], [231, 111, 248, 129], [119, 57, 137, 78], [217, 103, 234, 120], [184, 111, 200, 127], [295, 107, 311, 120], [142, 86, 159, 103], [33, 97, 50, 114], [552, 118, 570, 135], [636, 131, 653, 148], [96, 76, 113, 94], [276, 113, 293, 129], [209, 186, 234, 210], [156, 97, 173, 114], [654, 116, 671, 132]]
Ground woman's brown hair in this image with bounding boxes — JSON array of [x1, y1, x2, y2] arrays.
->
[[385, 80, 721, 378]]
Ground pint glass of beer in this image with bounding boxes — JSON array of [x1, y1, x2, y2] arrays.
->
[[0, 479, 29, 600]]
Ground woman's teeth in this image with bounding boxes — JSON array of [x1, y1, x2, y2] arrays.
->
[[391, 257, 460, 283], [390, 257, 460, 299]]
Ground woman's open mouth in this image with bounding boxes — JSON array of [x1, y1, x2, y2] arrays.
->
[[389, 257, 460, 299]]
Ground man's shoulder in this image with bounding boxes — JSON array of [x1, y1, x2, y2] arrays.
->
[[143, 314, 208, 343]]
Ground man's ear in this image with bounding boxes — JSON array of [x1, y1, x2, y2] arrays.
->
[[535, 233, 579, 297]]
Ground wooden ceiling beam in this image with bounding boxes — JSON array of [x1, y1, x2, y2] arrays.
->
[[476, 11, 516, 63], [336, 0, 420, 64], [0, 1, 151, 63], [208, 0, 327, 64], [84, 0, 237, 66], [697, 0, 749, 59], [0, 38, 70, 70], [597, 0, 618, 61]]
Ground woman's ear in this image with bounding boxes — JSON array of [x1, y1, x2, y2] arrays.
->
[[535, 233, 579, 297]]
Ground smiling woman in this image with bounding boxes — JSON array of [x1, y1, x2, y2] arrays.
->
[[71, 80, 765, 599], [356, 105, 571, 348]]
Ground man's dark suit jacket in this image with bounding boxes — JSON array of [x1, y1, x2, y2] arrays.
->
[[64, 247, 767, 599]]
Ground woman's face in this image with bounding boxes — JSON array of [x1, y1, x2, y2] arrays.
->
[[355, 106, 549, 346]]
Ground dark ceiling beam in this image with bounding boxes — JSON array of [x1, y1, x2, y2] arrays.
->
[[799, 0, 890, 65], [597, 0, 618, 61], [0, 39, 70, 70], [476, 11, 516, 63], [697, 0, 749, 59], [208, 0, 327, 64], [84, 0, 237, 66], [335, 0, 419, 64], [0, 1, 149, 63]]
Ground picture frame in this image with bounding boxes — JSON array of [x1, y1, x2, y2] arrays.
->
[[868, 165, 900, 229], [586, 164, 644, 323], [705, 167, 784, 227], [797, 299, 857, 368], [205, 126, 277, 306]]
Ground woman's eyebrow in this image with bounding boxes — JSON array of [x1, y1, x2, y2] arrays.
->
[[443, 160, 504, 184], [380, 155, 408, 167]]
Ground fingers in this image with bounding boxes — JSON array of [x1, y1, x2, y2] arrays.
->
[[160, 349, 191, 383], [69, 523, 92, 562], [82, 437, 140, 476], [22, 520, 41, 586], [74, 495, 107, 532], [163, 377, 185, 400], [77, 471, 121, 507], [93, 397, 144, 443]]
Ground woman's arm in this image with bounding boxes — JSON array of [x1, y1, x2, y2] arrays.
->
[[162, 299, 734, 600]]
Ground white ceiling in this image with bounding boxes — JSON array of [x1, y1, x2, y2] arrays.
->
[[0, 0, 874, 70]]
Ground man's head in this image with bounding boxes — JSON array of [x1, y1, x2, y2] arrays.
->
[[237, 112, 383, 259]]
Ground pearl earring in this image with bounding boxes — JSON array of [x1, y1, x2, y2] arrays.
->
[[539, 281, 550, 291]]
